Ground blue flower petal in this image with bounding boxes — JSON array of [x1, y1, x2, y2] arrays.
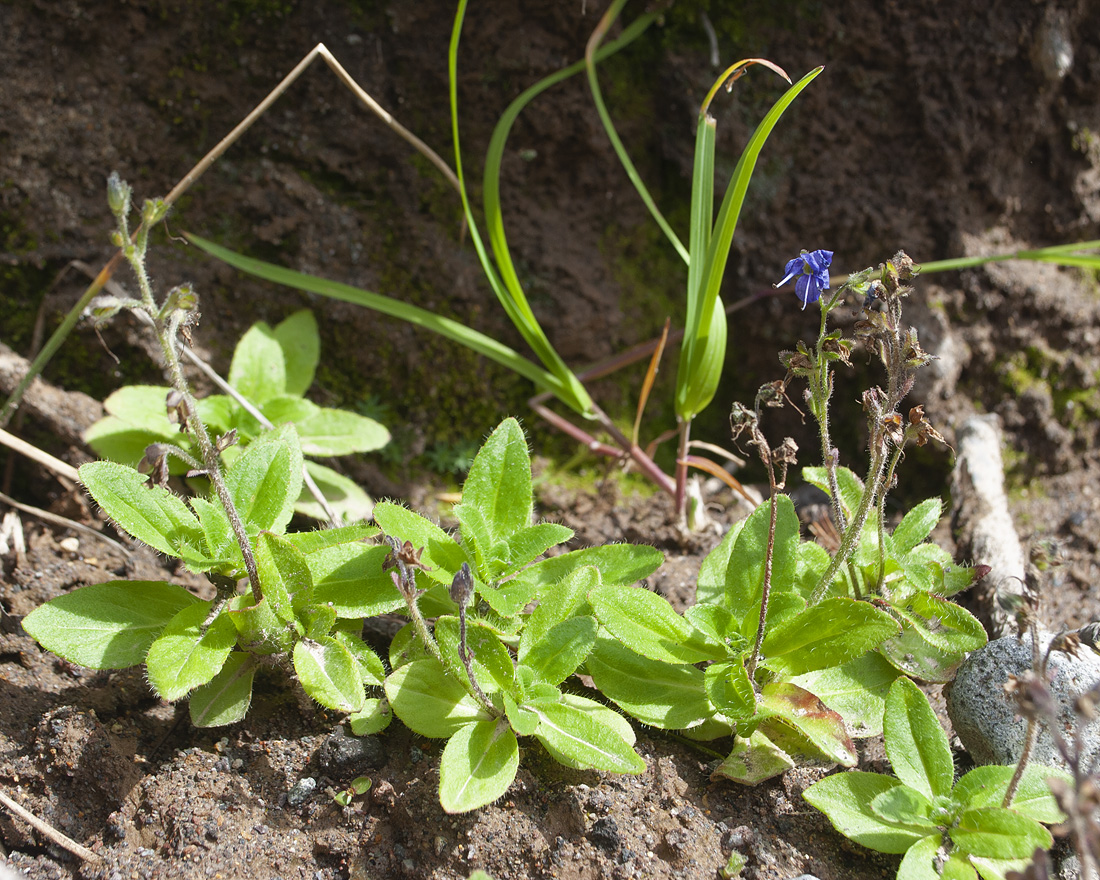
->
[[777, 249, 833, 309]]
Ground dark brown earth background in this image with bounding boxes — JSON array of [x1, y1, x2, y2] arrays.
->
[[3, 1, 1100, 878]]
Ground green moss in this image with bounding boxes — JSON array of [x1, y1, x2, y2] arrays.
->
[[533, 449, 660, 502]]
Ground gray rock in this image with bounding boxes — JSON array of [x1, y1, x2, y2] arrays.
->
[[317, 727, 384, 774], [286, 776, 318, 806], [946, 630, 1100, 769]]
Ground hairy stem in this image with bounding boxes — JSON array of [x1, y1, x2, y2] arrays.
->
[[120, 227, 261, 598], [157, 315, 262, 598], [874, 440, 906, 594], [809, 438, 888, 605], [458, 604, 495, 715], [404, 590, 445, 669], [746, 484, 779, 681], [813, 300, 848, 534]]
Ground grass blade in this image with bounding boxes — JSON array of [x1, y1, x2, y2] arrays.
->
[[449, 0, 593, 417], [585, 0, 688, 263], [676, 65, 824, 420], [184, 234, 568, 398]]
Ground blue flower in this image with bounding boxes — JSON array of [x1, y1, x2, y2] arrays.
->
[[775, 250, 834, 309]]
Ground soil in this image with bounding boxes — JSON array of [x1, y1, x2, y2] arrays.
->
[[2, 1, 1100, 879]]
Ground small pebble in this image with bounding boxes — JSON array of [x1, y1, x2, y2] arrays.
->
[[286, 777, 317, 806]]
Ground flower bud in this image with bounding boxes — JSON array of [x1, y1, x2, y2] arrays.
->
[[107, 171, 132, 217], [449, 563, 474, 608]]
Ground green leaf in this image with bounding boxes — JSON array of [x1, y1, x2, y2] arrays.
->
[[953, 764, 1070, 824], [510, 543, 664, 600], [950, 808, 1052, 859], [696, 519, 744, 606], [504, 692, 539, 736], [439, 719, 520, 814], [224, 424, 303, 535], [146, 601, 238, 701], [292, 404, 390, 457], [878, 591, 987, 682], [22, 580, 200, 669], [870, 785, 935, 826], [585, 634, 712, 729], [84, 385, 179, 468], [790, 652, 901, 737], [494, 522, 573, 576], [884, 678, 954, 801], [727, 495, 801, 626], [454, 419, 532, 569], [590, 585, 724, 664], [802, 466, 865, 521], [248, 395, 315, 438], [84, 416, 180, 472], [519, 566, 599, 656], [255, 531, 312, 621], [794, 540, 834, 599], [188, 652, 257, 727], [331, 629, 386, 687], [79, 460, 203, 558], [711, 729, 795, 785], [704, 661, 757, 726], [273, 309, 319, 397], [550, 692, 638, 752], [892, 498, 943, 554], [189, 497, 242, 573], [435, 617, 516, 694], [282, 522, 377, 554], [296, 461, 376, 524], [384, 659, 489, 738], [761, 598, 899, 677], [968, 857, 1033, 880], [227, 594, 295, 655], [228, 320, 285, 404], [196, 395, 236, 435], [308, 542, 401, 618], [372, 502, 467, 585], [533, 701, 645, 774], [349, 697, 393, 736], [758, 682, 857, 767], [803, 772, 933, 853], [684, 603, 742, 650], [939, 853, 980, 880], [297, 603, 337, 642], [102, 384, 177, 431], [388, 622, 433, 670], [293, 636, 366, 713], [896, 834, 949, 880], [519, 616, 597, 685]]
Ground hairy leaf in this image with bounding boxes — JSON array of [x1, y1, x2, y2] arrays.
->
[[761, 597, 899, 677], [293, 636, 366, 713], [533, 701, 645, 774], [80, 461, 203, 558], [146, 601, 237, 701], [439, 719, 519, 814], [803, 772, 933, 853], [586, 634, 712, 729], [22, 580, 200, 670], [385, 659, 489, 738], [590, 585, 724, 664], [188, 652, 257, 727], [224, 424, 303, 535], [884, 678, 954, 800]]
